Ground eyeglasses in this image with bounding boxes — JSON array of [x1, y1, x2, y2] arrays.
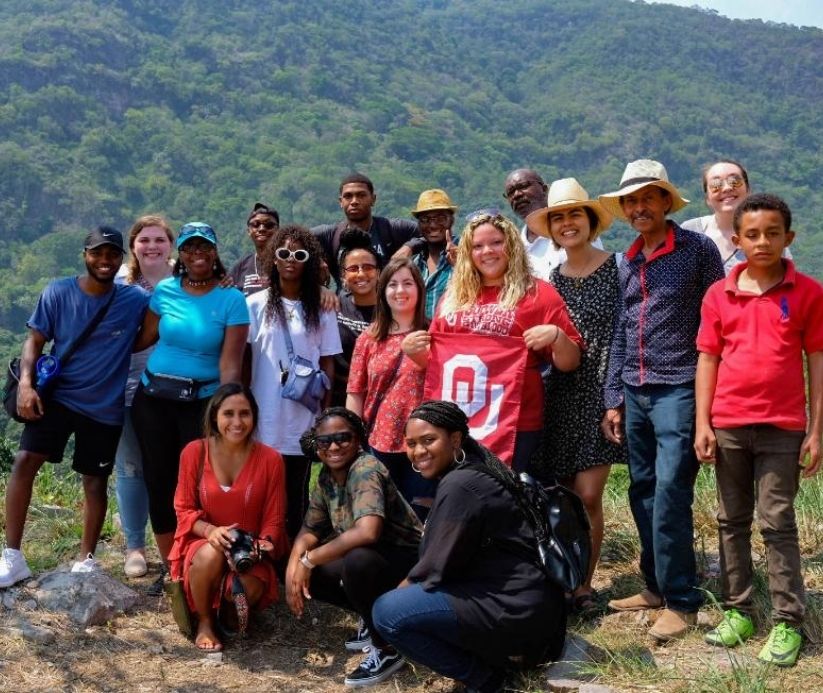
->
[[503, 179, 542, 199], [275, 247, 310, 263], [343, 263, 378, 275], [249, 220, 278, 231], [417, 212, 451, 225], [180, 241, 215, 254], [465, 207, 503, 223], [315, 432, 354, 449], [707, 175, 745, 193]]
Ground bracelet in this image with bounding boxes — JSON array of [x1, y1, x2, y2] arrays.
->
[[549, 326, 562, 345], [300, 550, 316, 570]]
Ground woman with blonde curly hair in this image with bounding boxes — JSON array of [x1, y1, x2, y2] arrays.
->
[[403, 210, 582, 471]]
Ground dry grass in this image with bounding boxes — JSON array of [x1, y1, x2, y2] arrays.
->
[[2, 463, 823, 691]]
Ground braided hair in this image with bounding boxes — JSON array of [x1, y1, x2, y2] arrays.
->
[[299, 406, 367, 463], [407, 400, 509, 475]]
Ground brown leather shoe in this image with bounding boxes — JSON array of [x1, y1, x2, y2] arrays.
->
[[649, 608, 697, 642], [607, 589, 664, 612]]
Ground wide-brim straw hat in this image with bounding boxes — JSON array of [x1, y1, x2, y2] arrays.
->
[[598, 159, 689, 221], [526, 178, 613, 240], [411, 189, 458, 217]]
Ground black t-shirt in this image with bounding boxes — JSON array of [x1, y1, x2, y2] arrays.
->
[[331, 291, 375, 406], [407, 461, 566, 663], [228, 253, 270, 297], [311, 216, 421, 283]]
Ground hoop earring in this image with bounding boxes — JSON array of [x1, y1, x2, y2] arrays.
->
[[412, 463, 423, 474], [453, 448, 466, 464]]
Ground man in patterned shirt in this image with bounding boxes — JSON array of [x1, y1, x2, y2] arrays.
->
[[598, 159, 724, 641], [410, 189, 458, 319]]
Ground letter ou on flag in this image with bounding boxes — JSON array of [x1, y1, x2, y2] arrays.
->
[[423, 333, 527, 466]]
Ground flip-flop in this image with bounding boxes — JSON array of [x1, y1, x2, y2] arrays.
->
[[195, 632, 223, 652]]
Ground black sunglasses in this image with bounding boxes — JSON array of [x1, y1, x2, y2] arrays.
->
[[316, 432, 354, 449]]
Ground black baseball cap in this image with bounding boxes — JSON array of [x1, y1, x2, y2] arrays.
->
[[84, 226, 125, 253]]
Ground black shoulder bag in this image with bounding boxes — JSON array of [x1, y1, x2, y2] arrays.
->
[[3, 286, 118, 423]]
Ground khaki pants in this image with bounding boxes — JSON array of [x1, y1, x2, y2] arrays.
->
[[715, 425, 806, 626]]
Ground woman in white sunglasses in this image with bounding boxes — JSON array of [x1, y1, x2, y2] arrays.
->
[[245, 225, 341, 539]]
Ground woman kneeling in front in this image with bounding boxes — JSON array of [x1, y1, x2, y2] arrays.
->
[[286, 407, 422, 687], [373, 401, 567, 693], [168, 384, 289, 652]]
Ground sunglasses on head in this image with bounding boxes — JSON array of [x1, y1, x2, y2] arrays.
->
[[275, 247, 310, 263], [249, 220, 278, 231], [315, 431, 354, 449], [465, 207, 503, 224], [707, 174, 745, 193]]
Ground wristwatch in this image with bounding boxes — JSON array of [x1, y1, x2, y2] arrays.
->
[[300, 550, 316, 569]]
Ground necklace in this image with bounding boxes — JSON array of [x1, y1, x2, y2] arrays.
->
[[186, 276, 213, 288], [564, 254, 599, 288]]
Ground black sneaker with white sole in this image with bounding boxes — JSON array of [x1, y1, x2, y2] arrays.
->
[[344, 646, 406, 687], [345, 619, 372, 652]]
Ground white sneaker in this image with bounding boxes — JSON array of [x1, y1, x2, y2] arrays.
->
[[71, 553, 99, 574], [0, 548, 32, 588]]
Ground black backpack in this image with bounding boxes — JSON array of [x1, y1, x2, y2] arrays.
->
[[462, 459, 592, 594]]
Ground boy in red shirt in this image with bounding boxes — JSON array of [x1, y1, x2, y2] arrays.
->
[[694, 193, 823, 666]]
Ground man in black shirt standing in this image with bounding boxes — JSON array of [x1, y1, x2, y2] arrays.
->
[[312, 172, 420, 285]]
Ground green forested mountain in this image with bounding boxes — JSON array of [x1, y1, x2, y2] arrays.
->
[[0, 0, 821, 425]]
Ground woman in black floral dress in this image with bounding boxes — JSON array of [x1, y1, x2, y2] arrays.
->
[[527, 178, 628, 611]]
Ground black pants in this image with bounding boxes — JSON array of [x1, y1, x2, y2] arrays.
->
[[131, 384, 208, 534], [310, 544, 419, 648], [283, 454, 312, 541]]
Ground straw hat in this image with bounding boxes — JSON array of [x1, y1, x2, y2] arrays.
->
[[526, 178, 613, 240], [411, 189, 458, 217], [598, 159, 689, 221]]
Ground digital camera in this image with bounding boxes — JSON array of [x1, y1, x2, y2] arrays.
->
[[227, 528, 256, 573]]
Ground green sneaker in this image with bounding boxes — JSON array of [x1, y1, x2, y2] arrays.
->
[[704, 609, 755, 647], [758, 623, 802, 666]]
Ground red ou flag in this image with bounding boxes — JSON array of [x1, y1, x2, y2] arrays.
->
[[423, 333, 528, 466]]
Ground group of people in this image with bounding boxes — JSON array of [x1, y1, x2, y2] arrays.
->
[[0, 155, 820, 689]]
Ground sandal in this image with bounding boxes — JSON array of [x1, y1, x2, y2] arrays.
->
[[573, 589, 599, 615]]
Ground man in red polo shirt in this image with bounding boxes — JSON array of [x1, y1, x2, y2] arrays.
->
[[695, 193, 823, 666]]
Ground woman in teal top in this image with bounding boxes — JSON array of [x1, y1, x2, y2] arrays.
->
[[132, 222, 249, 584]]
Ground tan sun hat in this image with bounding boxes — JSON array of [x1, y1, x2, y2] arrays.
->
[[526, 178, 613, 240], [411, 189, 458, 217], [598, 159, 689, 221]]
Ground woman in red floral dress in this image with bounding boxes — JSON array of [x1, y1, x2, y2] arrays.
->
[[346, 257, 434, 520]]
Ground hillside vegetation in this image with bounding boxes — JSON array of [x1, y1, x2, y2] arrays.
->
[[0, 0, 821, 430]]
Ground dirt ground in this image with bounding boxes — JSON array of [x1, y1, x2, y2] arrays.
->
[[0, 551, 463, 693]]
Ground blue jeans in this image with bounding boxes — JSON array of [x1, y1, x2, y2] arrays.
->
[[624, 383, 702, 612], [373, 584, 500, 691], [114, 407, 149, 550]]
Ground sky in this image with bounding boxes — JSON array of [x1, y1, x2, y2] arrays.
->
[[646, 0, 823, 29]]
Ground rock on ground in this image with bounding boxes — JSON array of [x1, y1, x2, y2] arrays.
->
[[33, 569, 139, 626]]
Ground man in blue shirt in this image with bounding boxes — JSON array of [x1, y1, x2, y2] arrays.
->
[[598, 160, 724, 641], [0, 227, 149, 587]]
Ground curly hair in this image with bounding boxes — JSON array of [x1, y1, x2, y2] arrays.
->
[[370, 257, 428, 342], [263, 224, 324, 331], [299, 406, 367, 463], [338, 228, 380, 272], [439, 212, 533, 316], [126, 215, 174, 283]]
